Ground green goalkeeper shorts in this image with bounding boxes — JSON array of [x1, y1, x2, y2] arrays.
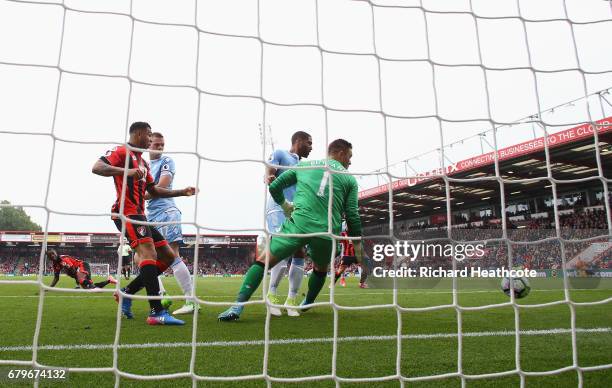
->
[[269, 219, 335, 268]]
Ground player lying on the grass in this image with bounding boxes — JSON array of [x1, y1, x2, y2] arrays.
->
[[146, 132, 197, 315], [333, 227, 368, 289], [92, 121, 197, 326], [264, 130, 312, 317], [47, 249, 117, 289], [218, 139, 365, 321]]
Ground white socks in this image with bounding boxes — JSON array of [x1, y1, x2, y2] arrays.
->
[[268, 259, 288, 295], [158, 276, 166, 294], [157, 258, 193, 297], [288, 260, 305, 298], [171, 257, 193, 296], [268, 258, 304, 298]]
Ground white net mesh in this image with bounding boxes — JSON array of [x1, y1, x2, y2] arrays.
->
[[90, 263, 110, 277], [1, 0, 611, 386]]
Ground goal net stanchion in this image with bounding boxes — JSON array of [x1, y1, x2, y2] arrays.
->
[[0, 0, 611, 387]]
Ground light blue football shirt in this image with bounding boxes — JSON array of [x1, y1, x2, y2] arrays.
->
[[266, 149, 299, 214], [147, 156, 178, 217], [269, 149, 299, 201]]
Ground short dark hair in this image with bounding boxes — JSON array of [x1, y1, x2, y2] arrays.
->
[[129, 122, 151, 134], [291, 131, 311, 144], [151, 132, 164, 138], [328, 139, 352, 154]]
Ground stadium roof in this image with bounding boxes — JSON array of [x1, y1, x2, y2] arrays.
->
[[358, 117, 612, 225]]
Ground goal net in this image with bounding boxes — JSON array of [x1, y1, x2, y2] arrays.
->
[[0, 0, 611, 386], [90, 263, 110, 277]]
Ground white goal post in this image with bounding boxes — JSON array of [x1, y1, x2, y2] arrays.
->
[[89, 263, 110, 277]]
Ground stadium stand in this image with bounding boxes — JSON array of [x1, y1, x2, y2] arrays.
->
[[0, 233, 256, 276], [362, 208, 610, 273], [358, 118, 611, 277]]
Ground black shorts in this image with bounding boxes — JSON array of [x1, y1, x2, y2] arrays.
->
[[113, 214, 168, 249], [121, 255, 132, 267], [340, 256, 358, 266]]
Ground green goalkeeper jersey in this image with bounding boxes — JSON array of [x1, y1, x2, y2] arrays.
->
[[269, 158, 362, 237]]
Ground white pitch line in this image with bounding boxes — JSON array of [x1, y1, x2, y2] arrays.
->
[[0, 288, 609, 299], [0, 328, 609, 353]]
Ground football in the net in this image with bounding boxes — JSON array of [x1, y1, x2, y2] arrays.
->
[[501, 276, 531, 299]]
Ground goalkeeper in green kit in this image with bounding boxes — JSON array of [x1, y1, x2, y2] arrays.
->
[[218, 139, 365, 321]]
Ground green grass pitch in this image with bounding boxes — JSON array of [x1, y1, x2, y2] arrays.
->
[[0, 276, 610, 387]]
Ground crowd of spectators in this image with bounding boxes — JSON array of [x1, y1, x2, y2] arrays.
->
[[0, 246, 254, 276], [1, 207, 609, 276], [193, 258, 250, 276], [0, 257, 18, 274], [365, 208, 610, 272]]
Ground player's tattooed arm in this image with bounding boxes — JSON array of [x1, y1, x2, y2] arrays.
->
[[92, 159, 144, 179], [49, 273, 60, 288], [144, 174, 172, 200], [147, 184, 198, 199]]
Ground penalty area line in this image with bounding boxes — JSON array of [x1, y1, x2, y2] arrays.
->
[[0, 327, 609, 352]]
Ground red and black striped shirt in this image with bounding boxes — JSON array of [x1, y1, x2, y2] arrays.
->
[[340, 231, 355, 257], [100, 144, 154, 216], [52, 255, 86, 278]]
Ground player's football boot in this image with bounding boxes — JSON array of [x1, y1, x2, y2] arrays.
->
[[299, 298, 312, 313], [359, 282, 368, 289], [217, 305, 243, 322], [340, 278, 347, 287], [284, 296, 300, 317], [146, 309, 185, 326], [266, 292, 283, 317], [107, 275, 118, 285], [173, 301, 200, 315], [114, 288, 134, 319]]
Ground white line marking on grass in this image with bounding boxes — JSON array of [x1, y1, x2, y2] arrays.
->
[[324, 289, 612, 297], [0, 328, 609, 352], [0, 288, 609, 299]]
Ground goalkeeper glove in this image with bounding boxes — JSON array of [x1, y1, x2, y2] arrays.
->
[[281, 201, 294, 218]]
